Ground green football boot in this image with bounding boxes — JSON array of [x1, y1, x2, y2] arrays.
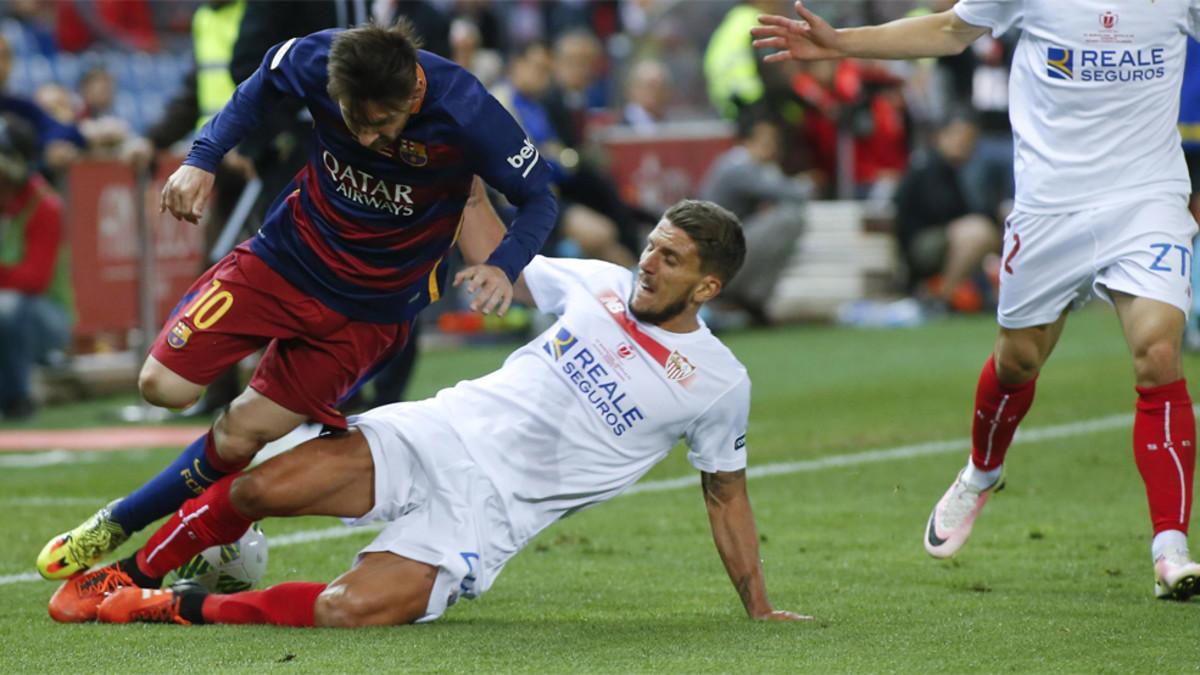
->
[[37, 500, 129, 580]]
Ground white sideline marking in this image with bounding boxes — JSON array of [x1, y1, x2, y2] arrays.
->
[[271, 523, 385, 547], [0, 425, 322, 471], [0, 572, 40, 584], [0, 408, 1156, 587], [627, 410, 1139, 495], [0, 450, 105, 469], [1, 497, 107, 506]]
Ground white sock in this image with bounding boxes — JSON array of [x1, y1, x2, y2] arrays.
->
[[962, 459, 1002, 490], [1152, 529, 1189, 562]]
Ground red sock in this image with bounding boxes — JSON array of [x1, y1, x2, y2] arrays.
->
[[135, 474, 253, 579], [1134, 379, 1195, 535], [970, 355, 1037, 471], [202, 582, 327, 626]]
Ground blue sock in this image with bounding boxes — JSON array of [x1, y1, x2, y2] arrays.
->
[[110, 431, 241, 534]]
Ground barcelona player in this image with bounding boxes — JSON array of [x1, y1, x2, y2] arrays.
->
[[754, 0, 1200, 599], [36, 21, 557, 582]]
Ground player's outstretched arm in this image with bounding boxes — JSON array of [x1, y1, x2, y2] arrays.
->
[[701, 470, 812, 621], [751, 0, 987, 62]]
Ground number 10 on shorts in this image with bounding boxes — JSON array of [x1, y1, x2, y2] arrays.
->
[[1149, 243, 1191, 277], [184, 279, 235, 330]]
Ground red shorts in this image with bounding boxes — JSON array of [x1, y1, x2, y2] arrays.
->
[[150, 245, 408, 428]]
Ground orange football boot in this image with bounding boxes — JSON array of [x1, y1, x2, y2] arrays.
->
[[47, 564, 135, 623], [98, 587, 192, 625]]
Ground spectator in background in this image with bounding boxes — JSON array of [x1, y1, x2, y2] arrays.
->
[[0, 34, 87, 176], [496, 41, 638, 267], [452, 0, 508, 55], [33, 83, 77, 125], [704, 0, 798, 121], [699, 106, 809, 321], [892, 112, 999, 314], [937, 11, 1016, 220], [543, 29, 607, 148], [0, 114, 71, 420], [542, 32, 659, 257], [77, 65, 115, 119], [791, 58, 908, 200], [621, 58, 671, 134], [449, 15, 502, 87], [75, 65, 131, 158]]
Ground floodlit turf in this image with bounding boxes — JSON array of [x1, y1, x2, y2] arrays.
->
[[2, 307, 1198, 672]]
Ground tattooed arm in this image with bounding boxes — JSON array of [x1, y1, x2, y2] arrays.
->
[[702, 469, 811, 621]]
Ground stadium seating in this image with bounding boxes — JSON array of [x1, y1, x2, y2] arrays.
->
[[3, 17, 190, 134]]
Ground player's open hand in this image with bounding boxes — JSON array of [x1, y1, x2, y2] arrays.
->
[[454, 264, 513, 316], [752, 609, 815, 622], [160, 164, 216, 224], [751, 1, 844, 63]]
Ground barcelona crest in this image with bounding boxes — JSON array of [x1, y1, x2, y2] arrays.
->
[[397, 138, 428, 167], [167, 320, 193, 349]]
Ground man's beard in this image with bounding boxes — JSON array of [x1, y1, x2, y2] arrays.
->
[[628, 286, 689, 326]]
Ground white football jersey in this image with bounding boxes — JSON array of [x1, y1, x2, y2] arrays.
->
[[954, 0, 1200, 213], [433, 256, 750, 547]]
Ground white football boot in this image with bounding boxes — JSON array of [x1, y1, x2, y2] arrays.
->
[[1153, 547, 1200, 601], [924, 468, 1004, 559]]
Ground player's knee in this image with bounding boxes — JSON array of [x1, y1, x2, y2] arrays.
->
[[314, 586, 413, 627], [1132, 337, 1182, 386], [227, 472, 274, 520], [212, 411, 271, 465], [993, 347, 1040, 385], [138, 363, 198, 409]]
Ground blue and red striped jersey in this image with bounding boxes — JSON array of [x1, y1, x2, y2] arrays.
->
[[185, 29, 557, 324]]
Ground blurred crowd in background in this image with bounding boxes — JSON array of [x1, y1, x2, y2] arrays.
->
[[0, 0, 1052, 418]]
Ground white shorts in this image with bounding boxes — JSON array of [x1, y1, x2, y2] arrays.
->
[[998, 193, 1198, 329], [345, 399, 518, 622]]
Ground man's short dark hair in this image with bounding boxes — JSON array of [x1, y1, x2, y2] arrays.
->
[[663, 200, 746, 285], [327, 20, 424, 125], [734, 103, 778, 140]]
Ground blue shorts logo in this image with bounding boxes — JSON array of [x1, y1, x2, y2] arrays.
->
[[1047, 47, 1073, 80], [543, 327, 578, 361]]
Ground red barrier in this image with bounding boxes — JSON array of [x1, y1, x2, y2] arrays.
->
[[600, 122, 735, 212], [67, 158, 205, 339]]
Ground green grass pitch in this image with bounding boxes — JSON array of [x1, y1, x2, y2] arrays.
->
[[1, 307, 1197, 672]]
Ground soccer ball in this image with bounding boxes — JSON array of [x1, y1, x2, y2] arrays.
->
[[166, 523, 269, 593]]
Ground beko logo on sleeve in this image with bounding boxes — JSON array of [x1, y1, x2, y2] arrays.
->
[[506, 138, 540, 177]]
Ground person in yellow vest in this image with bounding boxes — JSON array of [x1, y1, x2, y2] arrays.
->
[[0, 114, 72, 420], [704, 0, 801, 121], [125, 1, 250, 170], [123, 0, 251, 416]]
